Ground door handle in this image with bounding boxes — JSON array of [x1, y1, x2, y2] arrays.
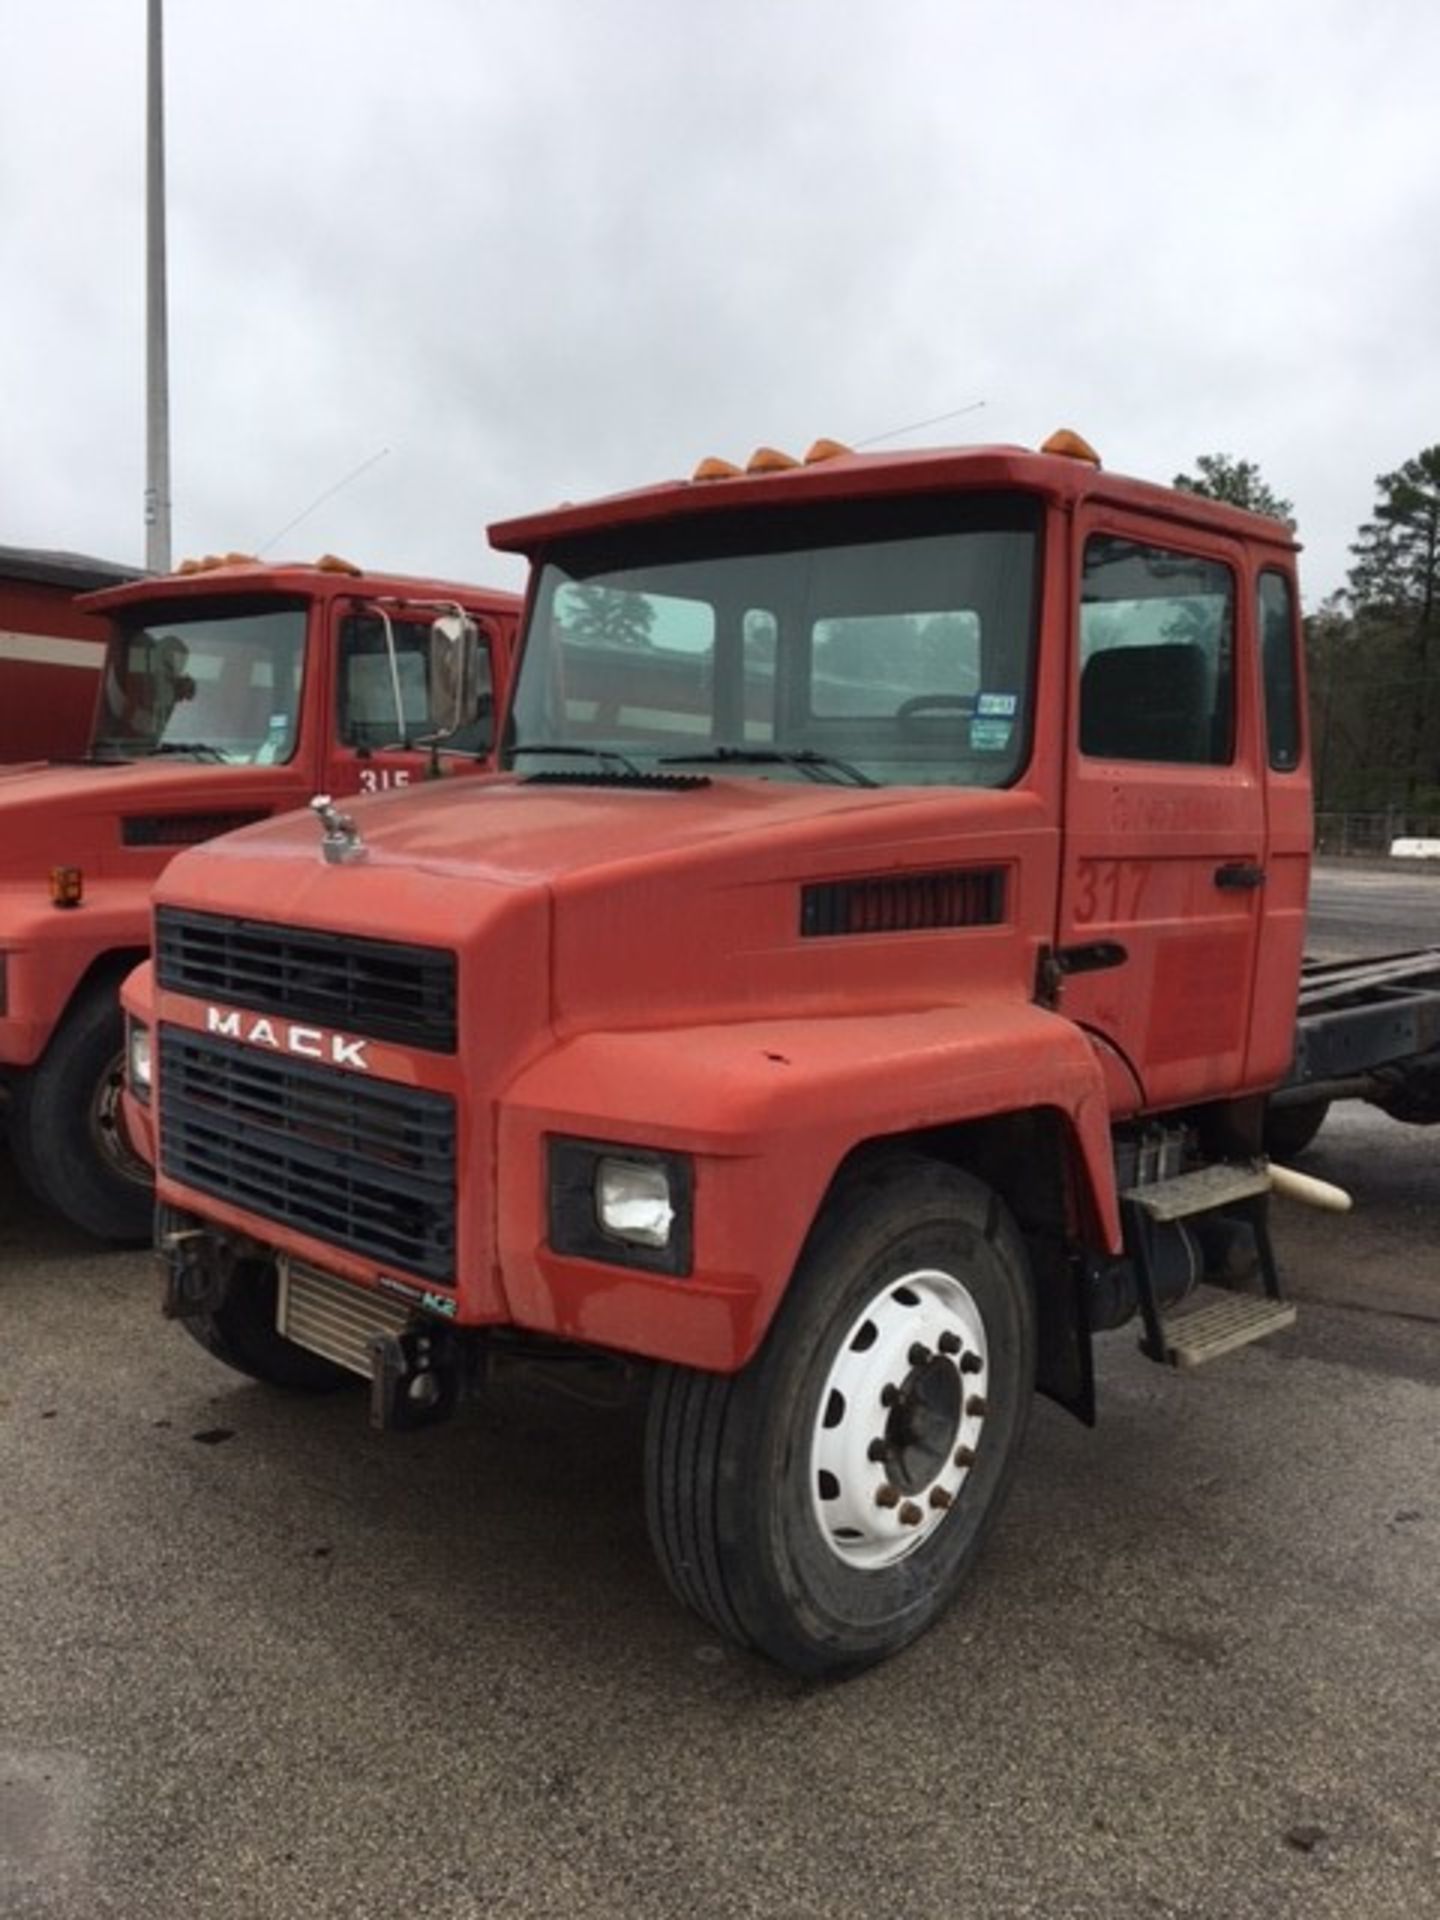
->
[[1214, 862, 1266, 890]]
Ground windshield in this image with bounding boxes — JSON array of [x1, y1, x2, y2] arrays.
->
[[92, 601, 307, 764], [505, 493, 1040, 788]]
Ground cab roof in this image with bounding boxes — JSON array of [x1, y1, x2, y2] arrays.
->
[[488, 439, 1300, 558], [83, 557, 522, 618], [0, 542, 145, 591]]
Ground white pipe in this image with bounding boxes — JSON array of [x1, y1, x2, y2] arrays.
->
[[1269, 1163, 1353, 1213]]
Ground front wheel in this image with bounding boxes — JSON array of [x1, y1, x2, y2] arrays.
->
[[8, 981, 152, 1242], [645, 1156, 1036, 1675], [184, 1257, 353, 1393]]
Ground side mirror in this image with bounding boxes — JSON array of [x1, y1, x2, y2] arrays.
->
[[428, 611, 483, 739]]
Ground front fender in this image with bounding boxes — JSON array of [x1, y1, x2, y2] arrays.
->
[[0, 883, 152, 1067], [497, 1001, 1118, 1372]]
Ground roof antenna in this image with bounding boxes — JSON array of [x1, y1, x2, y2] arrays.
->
[[256, 446, 392, 556], [854, 400, 987, 450]]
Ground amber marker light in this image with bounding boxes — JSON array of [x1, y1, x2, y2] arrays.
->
[[50, 866, 84, 909], [746, 446, 801, 473], [692, 456, 742, 482], [1040, 428, 1102, 466], [315, 553, 363, 575], [803, 438, 853, 464]]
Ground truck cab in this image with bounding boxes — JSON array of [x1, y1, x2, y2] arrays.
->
[[127, 435, 1318, 1673], [1, 555, 519, 1240]]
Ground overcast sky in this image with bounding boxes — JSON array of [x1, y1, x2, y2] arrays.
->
[[3, 0, 1438, 604]]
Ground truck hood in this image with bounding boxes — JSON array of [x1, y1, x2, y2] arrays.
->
[[186, 772, 923, 883], [0, 759, 284, 882], [160, 774, 1053, 1034]]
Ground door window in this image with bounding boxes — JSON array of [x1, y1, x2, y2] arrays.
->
[[337, 614, 495, 756], [1079, 537, 1235, 765]]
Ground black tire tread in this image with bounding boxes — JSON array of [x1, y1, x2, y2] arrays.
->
[[181, 1266, 353, 1393], [8, 977, 151, 1242], [645, 1365, 750, 1647]]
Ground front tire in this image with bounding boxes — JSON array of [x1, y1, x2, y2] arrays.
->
[[645, 1156, 1036, 1675], [8, 981, 152, 1242], [184, 1257, 353, 1393]]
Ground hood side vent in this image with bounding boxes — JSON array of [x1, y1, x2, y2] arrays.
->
[[123, 810, 270, 848], [801, 865, 1007, 938]]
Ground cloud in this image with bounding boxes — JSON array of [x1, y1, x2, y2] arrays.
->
[[3, 0, 1438, 603]]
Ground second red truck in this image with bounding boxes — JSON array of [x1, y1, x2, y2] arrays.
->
[[1, 554, 518, 1239]]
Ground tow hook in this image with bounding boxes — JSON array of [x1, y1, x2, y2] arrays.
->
[[159, 1224, 232, 1319], [368, 1327, 461, 1433]]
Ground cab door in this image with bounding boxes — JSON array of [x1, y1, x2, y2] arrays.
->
[[1056, 515, 1267, 1113], [322, 602, 498, 799]]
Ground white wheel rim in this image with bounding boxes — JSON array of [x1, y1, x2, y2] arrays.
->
[[809, 1266, 990, 1570]]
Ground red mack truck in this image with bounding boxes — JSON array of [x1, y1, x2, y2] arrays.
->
[[1, 554, 519, 1241], [123, 433, 1440, 1674], [0, 543, 145, 761]]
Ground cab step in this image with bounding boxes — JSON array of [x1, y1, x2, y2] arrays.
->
[[1155, 1286, 1297, 1369], [1121, 1159, 1271, 1223], [1118, 1157, 1290, 1368]]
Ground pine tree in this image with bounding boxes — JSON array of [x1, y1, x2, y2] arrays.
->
[[1345, 448, 1440, 810], [1172, 453, 1295, 528]]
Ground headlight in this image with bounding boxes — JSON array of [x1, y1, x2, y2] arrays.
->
[[547, 1137, 693, 1276], [596, 1156, 674, 1248], [128, 1019, 153, 1101]]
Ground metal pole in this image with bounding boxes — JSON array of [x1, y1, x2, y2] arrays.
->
[[145, 0, 172, 572]]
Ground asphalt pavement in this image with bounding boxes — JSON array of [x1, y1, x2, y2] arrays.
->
[[2, 865, 1438, 1920], [1306, 857, 1440, 959]]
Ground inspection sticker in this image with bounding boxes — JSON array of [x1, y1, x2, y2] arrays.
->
[[976, 691, 1018, 717], [970, 718, 1014, 752]]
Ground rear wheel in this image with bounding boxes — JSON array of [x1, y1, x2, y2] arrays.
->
[[1263, 1097, 1330, 1159], [9, 981, 152, 1242], [645, 1157, 1036, 1675]]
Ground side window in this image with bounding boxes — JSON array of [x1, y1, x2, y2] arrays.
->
[[338, 615, 495, 756], [1080, 536, 1235, 765], [1258, 570, 1302, 771]]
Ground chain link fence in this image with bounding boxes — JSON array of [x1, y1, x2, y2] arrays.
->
[[1314, 812, 1440, 858]]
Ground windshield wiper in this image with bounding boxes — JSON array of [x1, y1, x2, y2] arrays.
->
[[510, 742, 644, 776], [144, 742, 229, 763], [657, 746, 877, 788]]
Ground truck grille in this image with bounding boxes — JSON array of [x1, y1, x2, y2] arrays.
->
[[155, 907, 457, 1052], [159, 1026, 456, 1281]]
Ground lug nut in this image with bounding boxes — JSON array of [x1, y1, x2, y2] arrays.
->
[[908, 1343, 932, 1368], [966, 1395, 988, 1418], [929, 1487, 953, 1511], [866, 1438, 888, 1464], [961, 1352, 983, 1374], [938, 1331, 961, 1356], [875, 1483, 901, 1509], [898, 1501, 924, 1527], [954, 1445, 976, 1469], [880, 1384, 899, 1408]]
